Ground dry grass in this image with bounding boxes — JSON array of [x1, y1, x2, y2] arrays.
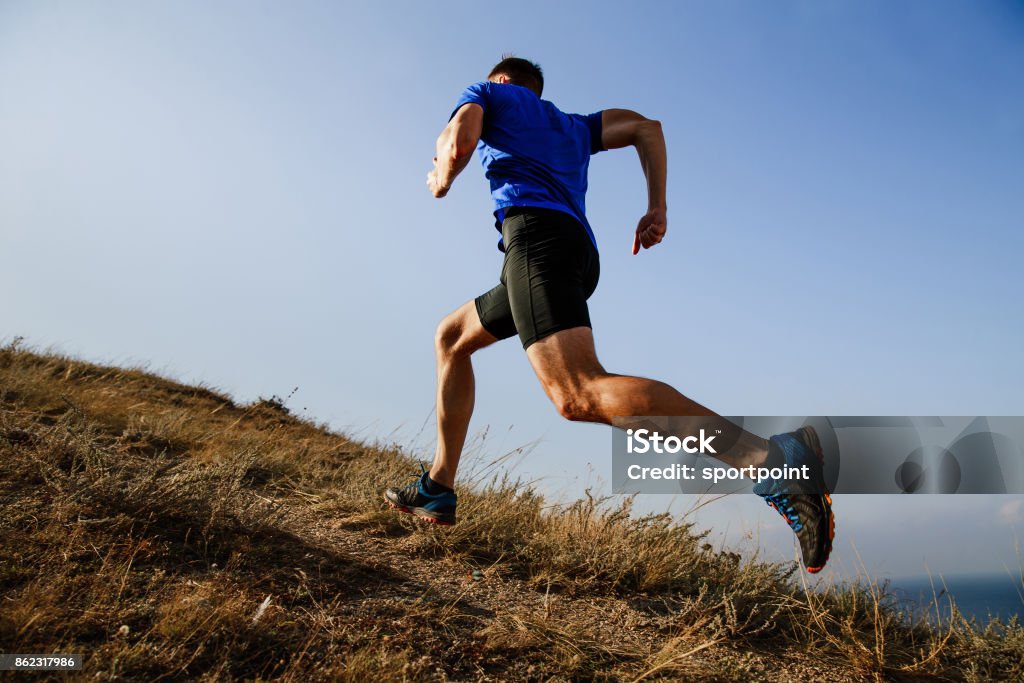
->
[[1, 339, 1022, 681]]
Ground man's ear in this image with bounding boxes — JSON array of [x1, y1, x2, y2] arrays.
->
[[491, 73, 511, 85]]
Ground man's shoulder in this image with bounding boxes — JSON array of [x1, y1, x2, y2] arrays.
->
[[475, 81, 545, 103], [455, 81, 491, 102]]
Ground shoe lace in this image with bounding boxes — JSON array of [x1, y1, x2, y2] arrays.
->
[[397, 463, 428, 495], [761, 493, 803, 532]]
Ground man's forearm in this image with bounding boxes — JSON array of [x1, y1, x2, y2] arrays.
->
[[634, 121, 667, 210], [434, 127, 474, 192]]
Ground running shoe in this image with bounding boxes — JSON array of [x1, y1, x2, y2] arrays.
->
[[384, 464, 457, 525], [753, 426, 835, 573]]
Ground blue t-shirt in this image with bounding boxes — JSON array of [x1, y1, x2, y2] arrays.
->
[[450, 81, 604, 250]]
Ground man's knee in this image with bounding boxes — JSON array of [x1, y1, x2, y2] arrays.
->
[[435, 316, 462, 358], [435, 309, 479, 359], [547, 383, 601, 423]]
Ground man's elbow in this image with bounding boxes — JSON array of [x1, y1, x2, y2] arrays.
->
[[439, 136, 476, 165], [638, 119, 662, 139]]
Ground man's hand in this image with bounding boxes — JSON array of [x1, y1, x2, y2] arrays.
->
[[632, 207, 667, 255], [427, 158, 449, 198]]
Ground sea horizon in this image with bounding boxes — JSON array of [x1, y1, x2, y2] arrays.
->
[[881, 572, 1024, 627]]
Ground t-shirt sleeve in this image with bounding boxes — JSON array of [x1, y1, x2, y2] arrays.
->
[[450, 82, 489, 121], [584, 110, 605, 154]]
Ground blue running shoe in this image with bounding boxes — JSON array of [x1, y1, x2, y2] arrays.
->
[[384, 464, 457, 525], [753, 426, 835, 573]]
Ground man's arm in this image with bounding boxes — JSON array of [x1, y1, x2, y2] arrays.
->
[[600, 109, 667, 254], [427, 103, 484, 198]]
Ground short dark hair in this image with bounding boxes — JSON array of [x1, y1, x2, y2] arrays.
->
[[488, 56, 544, 96]]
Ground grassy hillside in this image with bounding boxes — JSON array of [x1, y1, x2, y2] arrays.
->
[[1, 340, 1021, 681]]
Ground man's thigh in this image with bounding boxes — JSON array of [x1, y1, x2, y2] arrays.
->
[[473, 284, 518, 342], [524, 326, 605, 397]]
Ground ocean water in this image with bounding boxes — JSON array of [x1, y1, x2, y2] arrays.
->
[[887, 573, 1023, 627]]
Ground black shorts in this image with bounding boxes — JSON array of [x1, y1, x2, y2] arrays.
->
[[475, 207, 600, 349]]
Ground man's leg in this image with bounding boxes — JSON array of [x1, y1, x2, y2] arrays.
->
[[383, 299, 502, 524], [525, 326, 835, 572], [524, 326, 770, 469], [429, 300, 500, 488]]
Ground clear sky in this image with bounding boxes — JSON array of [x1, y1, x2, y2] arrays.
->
[[2, 1, 1023, 580]]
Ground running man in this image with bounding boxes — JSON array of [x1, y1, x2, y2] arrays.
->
[[386, 58, 835, 572]]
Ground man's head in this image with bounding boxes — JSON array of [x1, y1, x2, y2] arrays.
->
[[487, 56, 544, 97]]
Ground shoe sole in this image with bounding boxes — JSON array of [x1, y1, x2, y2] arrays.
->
[[384, 497, 456, 526], [796, 426, 835, 573]]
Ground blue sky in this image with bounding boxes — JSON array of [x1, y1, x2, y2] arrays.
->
[[2, 1, 1023, 579]]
